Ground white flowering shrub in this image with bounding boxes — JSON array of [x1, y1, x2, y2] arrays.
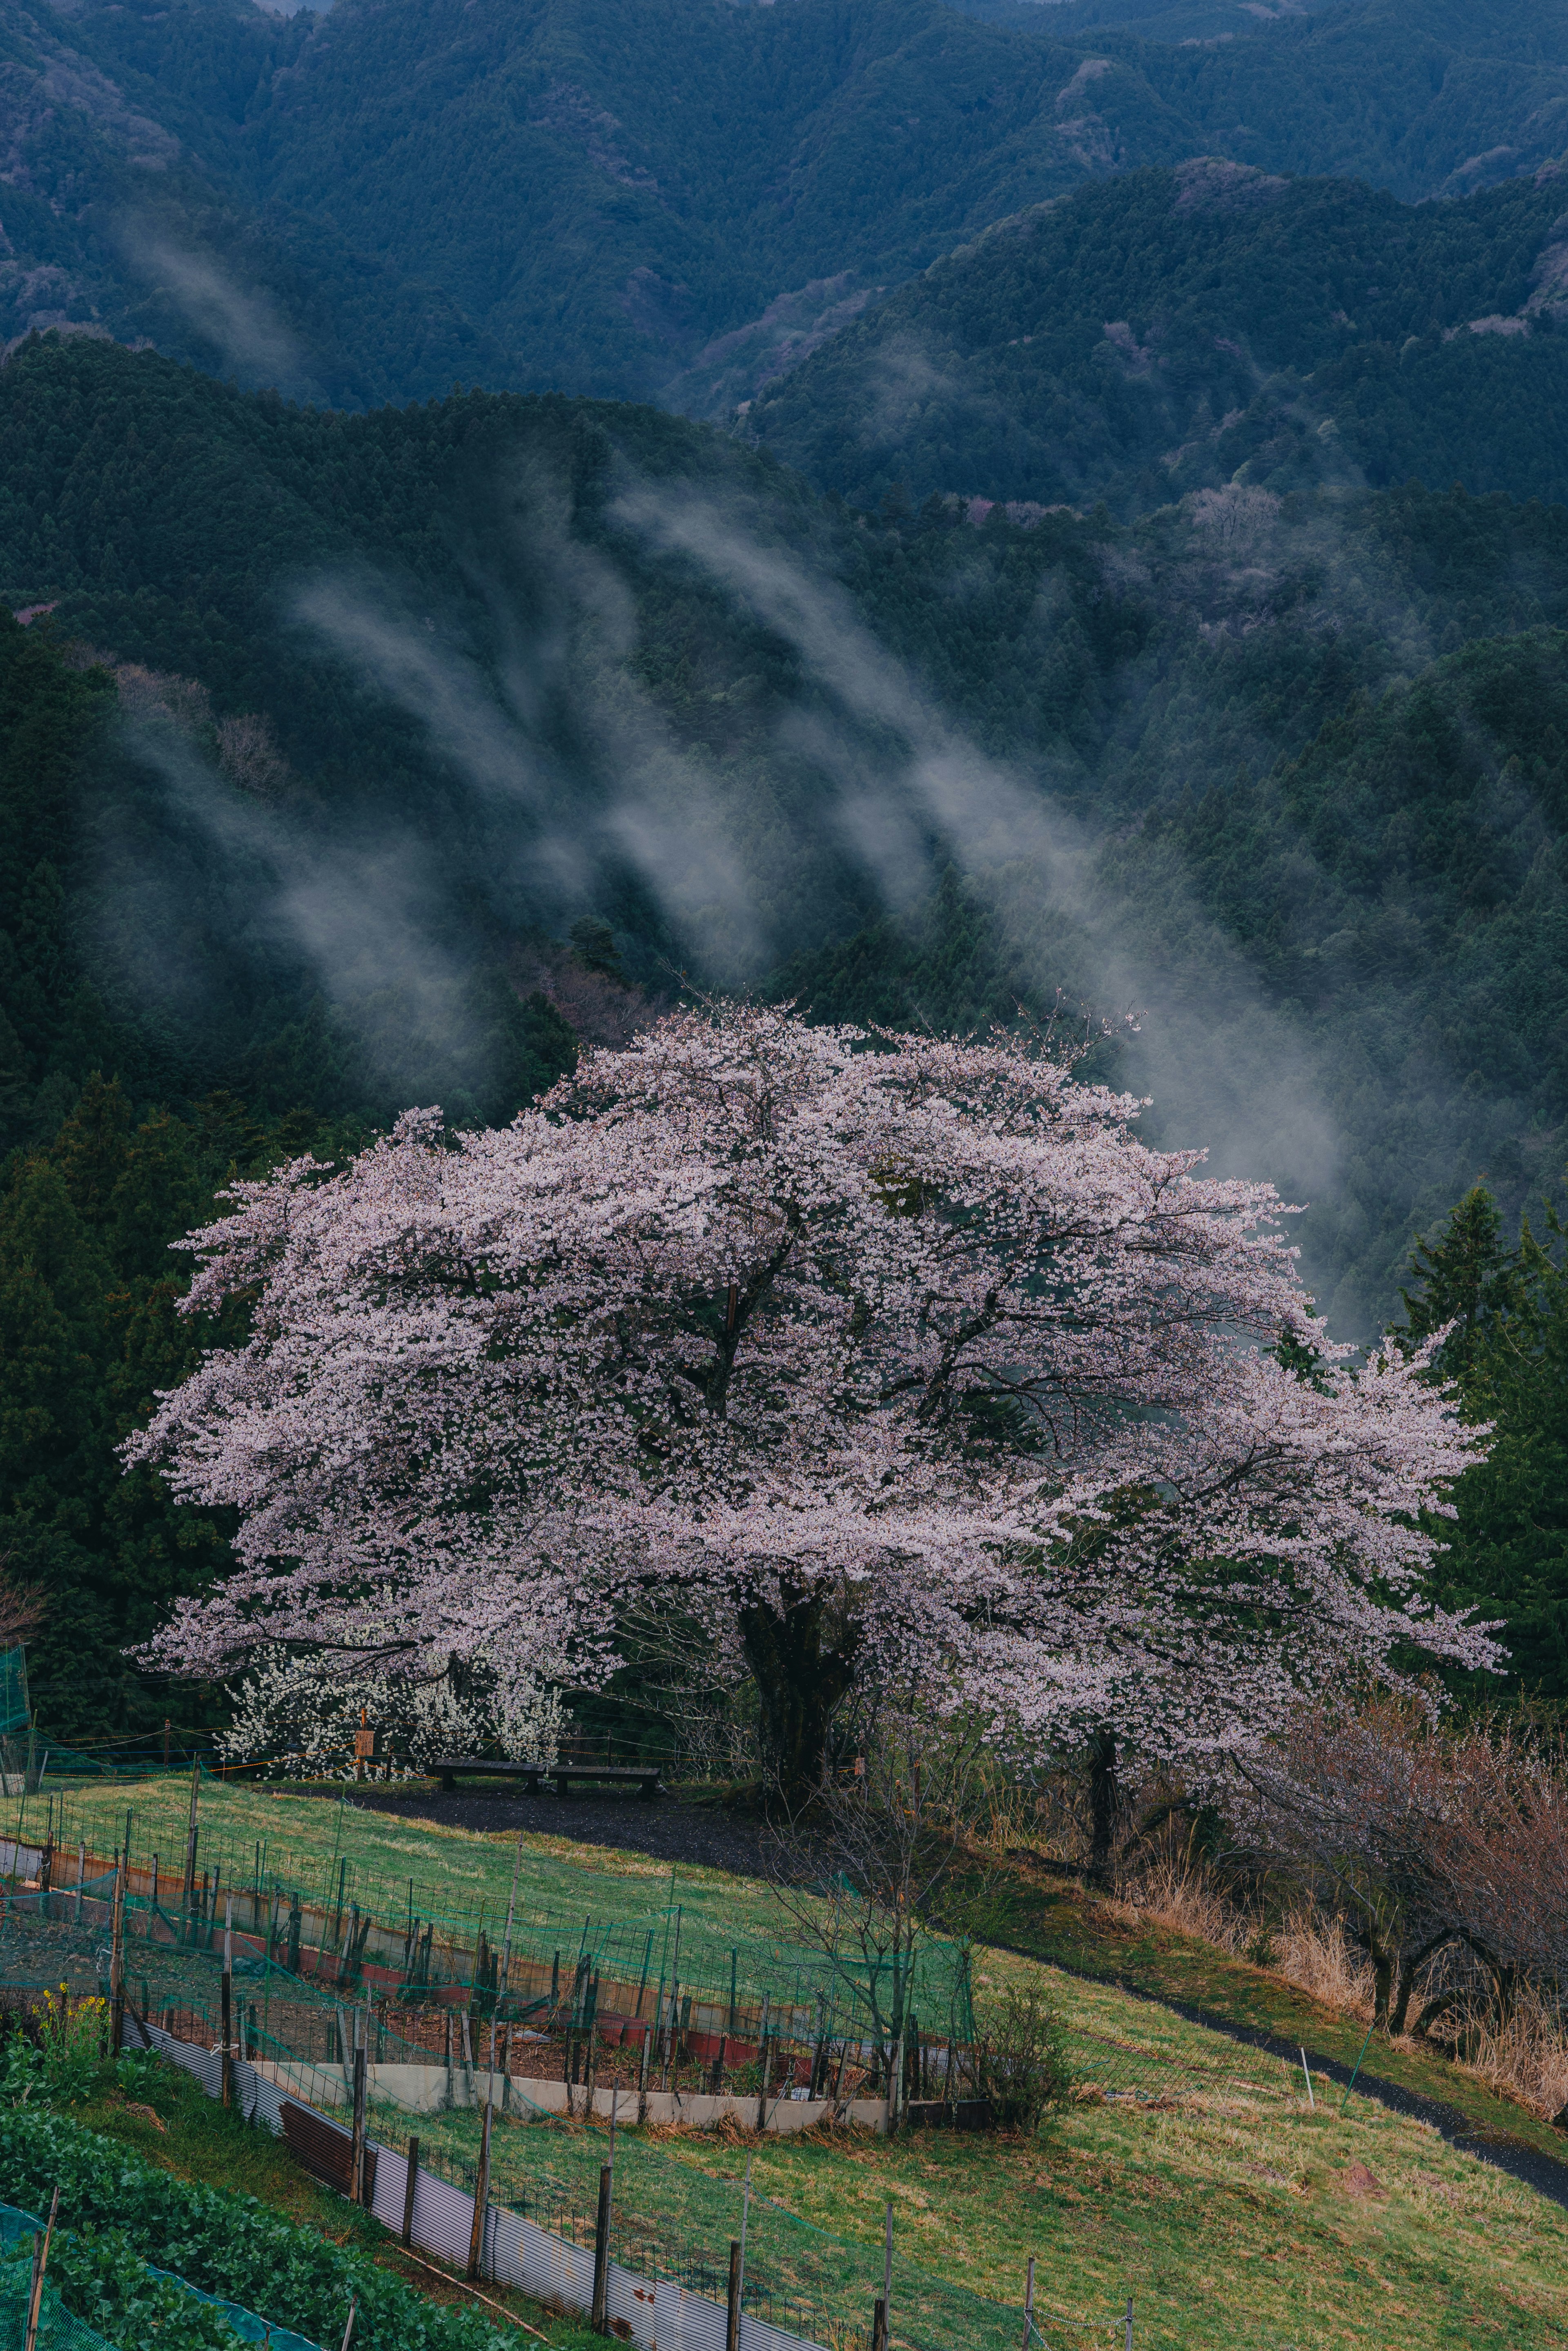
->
[[218, 1651, 566, 1780]]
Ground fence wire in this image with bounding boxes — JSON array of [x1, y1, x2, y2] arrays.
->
[[0, 1778, 976, 2083], [0, 1793, 1295, 2350]]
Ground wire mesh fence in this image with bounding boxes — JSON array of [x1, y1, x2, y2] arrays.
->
[[0, 1769, 1305, 2351], [0, 1778, 979, 2114], [0, 1918, 1294, 2346]]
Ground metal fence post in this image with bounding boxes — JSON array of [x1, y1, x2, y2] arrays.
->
[[1339, 2021, 1376, 2116], [220, 1894, 234, 2108]]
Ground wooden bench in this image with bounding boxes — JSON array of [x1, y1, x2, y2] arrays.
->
[[432, 1757, 667, 1800]]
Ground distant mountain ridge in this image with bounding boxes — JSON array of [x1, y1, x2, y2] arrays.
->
[[748, 158, 1568, 513], [0, 0, 1561, 409]]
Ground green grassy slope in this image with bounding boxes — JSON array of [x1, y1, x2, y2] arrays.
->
[[52, 1787, 1568, 2351], [58, 1776, 1568, 2160]]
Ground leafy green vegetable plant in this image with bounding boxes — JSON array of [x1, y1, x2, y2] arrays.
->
[[0, 2106, 508, 2351], [4, 2225, 244, 2350]]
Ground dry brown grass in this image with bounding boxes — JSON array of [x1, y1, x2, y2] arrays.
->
[[1442, 1985, 1568, 2121], [1273, 1906, 1374, 2018], [1111, 1855, 1245, 1954], [1117, 1854, 1568, 2119]]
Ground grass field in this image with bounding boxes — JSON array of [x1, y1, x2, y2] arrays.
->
[[37, 1774, 1568, 2350], [44, 1774, 1568, 2153], [403, 1970, 1568, 2351], [44, 1775, 870, 2016]]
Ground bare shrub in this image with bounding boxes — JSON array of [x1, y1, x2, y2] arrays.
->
[[966, 1983, 1072, 2132], [766, 1714, 995, 2109], [216, 711, 291, 799], [1231, 1691, 1550, 2034], [1446, 1983, 1568, 2120], [0, 1570, 45, 1650]]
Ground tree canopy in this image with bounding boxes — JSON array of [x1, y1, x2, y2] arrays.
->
[[131, 1002, 1491, 1798]]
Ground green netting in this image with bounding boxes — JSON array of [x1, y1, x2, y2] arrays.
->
[[0, 1657, 29, 1745], [0, 2209, 112, 2351], [0, 2207, 321, 2351], [0, 1781, 977, 2078], [145, 2265, 321, 2351]]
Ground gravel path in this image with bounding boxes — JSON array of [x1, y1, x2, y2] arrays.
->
[[304, 1786, 773, 1878]]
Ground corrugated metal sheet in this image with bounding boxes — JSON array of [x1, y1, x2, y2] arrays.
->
[[133, 2012, 824, 2349]]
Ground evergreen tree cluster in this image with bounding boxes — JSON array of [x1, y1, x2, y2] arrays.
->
[[752, 163, 1568, 515], [1403, 1187, 1568, 1700]]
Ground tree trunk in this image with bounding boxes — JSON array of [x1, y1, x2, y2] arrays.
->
[[1087, 1728, 1118, 1885], [738, 1586, 858, 1810], [1388, 1932, 1455, 2037], [1368, 1943, 1392, 2030]]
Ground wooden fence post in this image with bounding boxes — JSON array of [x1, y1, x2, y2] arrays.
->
[[401, 2137, 419, 2248], [466, 2086, 493, 2280], [109, 1860, 125, 2058], [591, 2162, 612, 2331], [350, 2039, 368, 2205], [725, 2239, 741, 2351], [754, 1992, 771, 2132], [22, 2188, 59, 2351]]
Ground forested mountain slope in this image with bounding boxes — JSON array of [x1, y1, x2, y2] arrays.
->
[[963, 0, 1568, 202], [750, 160, 1568, 513], [4, 335, 1567, 1297], [4, 333, 1568, 1728], [0, 0, 508, 405], [0, 0, 1561, 410]]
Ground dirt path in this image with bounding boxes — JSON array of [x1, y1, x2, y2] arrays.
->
[[309, 1786, 1568, 2210], [301, 1783, 773, 1878]]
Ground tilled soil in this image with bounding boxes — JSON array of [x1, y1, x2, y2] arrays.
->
[[294, 1786, 772, 1880]]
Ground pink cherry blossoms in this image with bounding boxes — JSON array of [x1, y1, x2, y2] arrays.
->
[[126, 1001, 1497, 1794]]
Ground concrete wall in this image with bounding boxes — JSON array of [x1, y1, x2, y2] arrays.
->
[[252, 2056, 888, 2132]]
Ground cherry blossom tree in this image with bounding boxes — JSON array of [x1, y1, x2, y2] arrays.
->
[[126, 1002, 1497, 1801]]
